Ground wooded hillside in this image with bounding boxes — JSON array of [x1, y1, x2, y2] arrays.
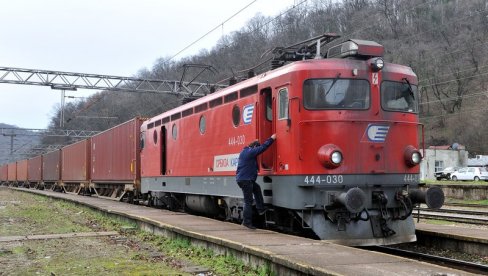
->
[[42, 0, 488, 154]]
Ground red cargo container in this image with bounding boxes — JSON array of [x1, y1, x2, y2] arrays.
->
[[7, 162, 17, 182], [43, 150, 61, 182], [28, 155, 43, 183], [0, 164, 7, 182], [62, 139, 91, 183], [17, 160, 28, 182], [91, 118, 144, 184]]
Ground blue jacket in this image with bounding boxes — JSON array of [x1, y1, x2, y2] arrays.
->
[[236, 138, 275, 181]]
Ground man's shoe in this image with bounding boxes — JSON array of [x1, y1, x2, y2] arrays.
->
[[242, 223, 256, 230]]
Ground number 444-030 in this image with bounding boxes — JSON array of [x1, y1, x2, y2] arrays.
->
[[304, 175, 344, 185]]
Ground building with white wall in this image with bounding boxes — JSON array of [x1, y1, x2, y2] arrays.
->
[[420, 145, 468, 181]]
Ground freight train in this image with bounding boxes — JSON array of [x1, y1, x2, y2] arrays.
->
[[0, 35, 444, 246]]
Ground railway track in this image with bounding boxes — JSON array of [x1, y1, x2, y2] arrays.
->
[[444, 202, 488, 209], [369, 246, 488, 275], [414, 206, 488, 225]]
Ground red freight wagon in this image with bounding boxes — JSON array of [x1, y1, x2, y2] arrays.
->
[[61, 139, 91, 194], [42, 150, 61, 183], [42, 150, 62, 190], [0, 164, 7, 183], [90, 117, 145, 200], [17, 159, 28, 185], [7, 162, 17, 184], [28, 155, 42, 187]]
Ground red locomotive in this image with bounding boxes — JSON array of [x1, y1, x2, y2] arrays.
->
[[1, 36, 444, 246], [139, 36, 444, 245]]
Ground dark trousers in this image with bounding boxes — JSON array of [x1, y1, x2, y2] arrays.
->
[[237, 180, 265, 226]]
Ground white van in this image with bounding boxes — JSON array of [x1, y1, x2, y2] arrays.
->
[[450, 167, 488, 181]]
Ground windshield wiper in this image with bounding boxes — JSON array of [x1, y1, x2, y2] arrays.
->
[[324, 73, 342, 98], [402, 78, 415, 99]]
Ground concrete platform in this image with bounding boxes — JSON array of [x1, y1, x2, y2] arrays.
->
[[12, 188, 476, 275], [416, 222, 488, 256]]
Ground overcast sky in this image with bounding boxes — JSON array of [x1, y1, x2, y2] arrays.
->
[[0, 0, 297, 129]]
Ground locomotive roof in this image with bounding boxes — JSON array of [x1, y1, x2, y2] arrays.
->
[[142, 58, 416, 128]]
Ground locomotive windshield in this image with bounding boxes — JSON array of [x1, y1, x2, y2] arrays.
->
[[303, 79, 370, 110], [381, 81, 418, 113]]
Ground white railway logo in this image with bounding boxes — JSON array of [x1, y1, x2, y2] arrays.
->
[[366, 124, 390, 142], [242, 104, 254, 125]]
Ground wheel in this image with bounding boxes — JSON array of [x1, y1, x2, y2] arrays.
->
[[451, 176, 458, 181], [436, 177, 441, 181], [474, 176, 480, 181]]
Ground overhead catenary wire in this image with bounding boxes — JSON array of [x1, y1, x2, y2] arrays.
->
[[418, 60, 488, 85], [420, 90, 488, 106], [420, 105, 488, 120], [420, 71, 488, 88], [416, 39, 488, 68], [337, 0, 439, 43], [167, 0, 259, 62]]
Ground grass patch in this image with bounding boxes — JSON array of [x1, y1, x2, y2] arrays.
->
[[5, 239, 186, 276], [0, 190, 93, 236], [426, 180, 488, 185], [2, 190, 271, 276], [136, 232, 272, 276], [45, 196, 273, 275]]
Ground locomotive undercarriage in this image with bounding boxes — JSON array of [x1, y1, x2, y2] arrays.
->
[[144, 190, 316, 238], [139, 175, 444, 246], [142, 189, 419, 244]]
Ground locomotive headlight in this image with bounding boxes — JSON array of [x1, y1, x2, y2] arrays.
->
[[331, 151, 343, 164], [411, 152, 421, 164], [371, 58, 384, 72], [318, 144, 343, 169], [404, 145, 422, 167]]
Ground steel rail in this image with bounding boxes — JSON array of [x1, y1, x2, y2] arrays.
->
[[417, 207, 488, 216], [369, 246, 488, 275], [414, 212, 488, 225]]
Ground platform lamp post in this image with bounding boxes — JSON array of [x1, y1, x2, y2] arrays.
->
[[50, 85, 77, 128]]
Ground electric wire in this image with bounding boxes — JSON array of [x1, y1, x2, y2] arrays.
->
[[167, 0, 259, 62], [337, 0, 439, 43], [420, 105, 488, 120]]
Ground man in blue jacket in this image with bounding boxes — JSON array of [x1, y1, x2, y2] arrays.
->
[[236, 134, 276, 229]]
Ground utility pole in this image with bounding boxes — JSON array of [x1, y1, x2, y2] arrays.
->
[[51, 85, 77, 128], [60, 89, 65, 127], [2, 133, 16, 155]]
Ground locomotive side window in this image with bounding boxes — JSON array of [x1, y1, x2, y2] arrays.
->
[[153, 129, 158, 144], [240, 84, 258, 98], [161, 117, 170, 124], [199, 115, 206, 134], [278, 88, 289, 120], [303, 79, 369, 110], [381, 81, 418, 113], [232, 105, 240, 127], [195, 103, 208, 113], [171, 113, 181, 121], [265, 90, 272, 121], [172, 124, 177, 140]]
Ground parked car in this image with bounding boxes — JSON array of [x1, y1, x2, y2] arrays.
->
[[450, 167, 488, 181], [435, 166, 459, 180]]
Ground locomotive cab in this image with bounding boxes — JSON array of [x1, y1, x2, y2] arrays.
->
[[269, 38, 444, 245]]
